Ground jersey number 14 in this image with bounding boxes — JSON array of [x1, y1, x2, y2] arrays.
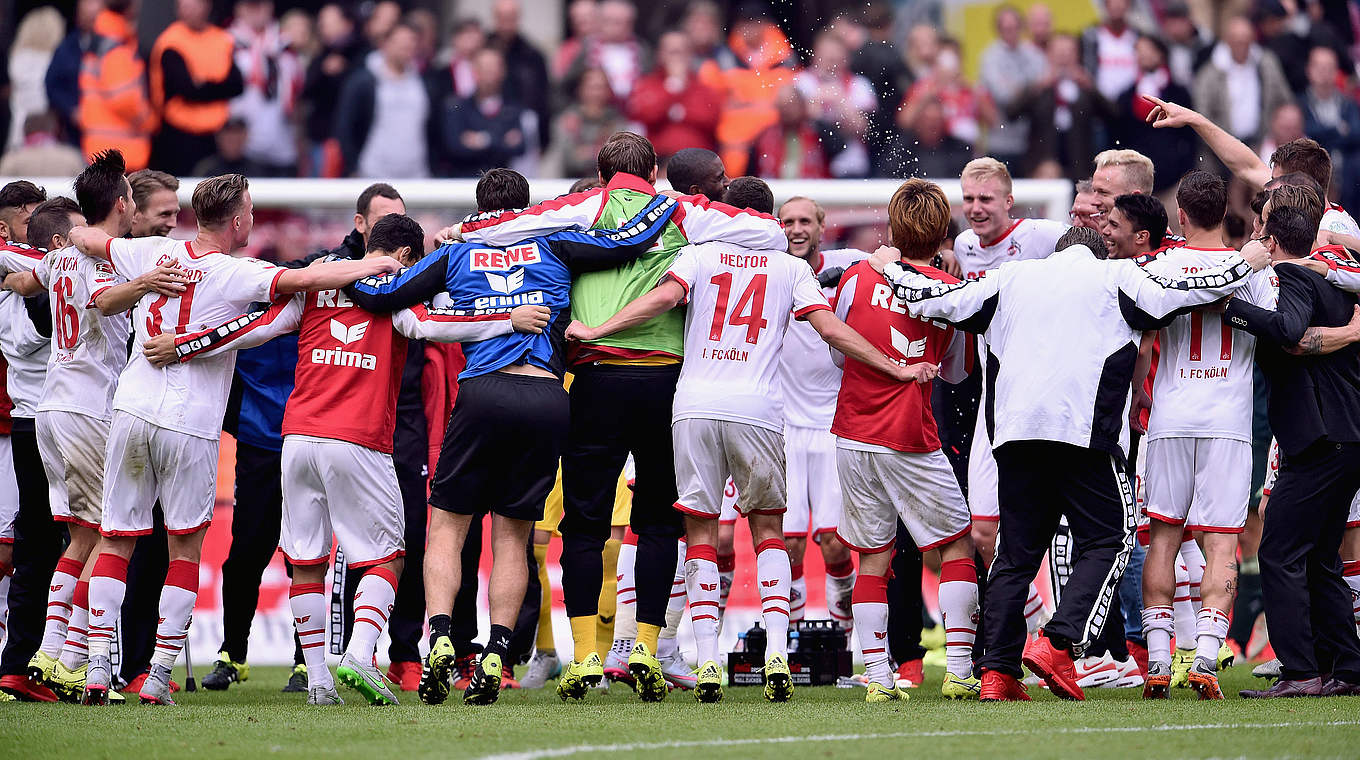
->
[[708, 273, 769, 344]]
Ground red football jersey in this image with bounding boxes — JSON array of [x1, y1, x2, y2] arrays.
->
[[831, 260, 957, 453]]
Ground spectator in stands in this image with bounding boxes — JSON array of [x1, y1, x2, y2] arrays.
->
[[1193, 15, 1292, 149], [1299, 45, 1360, 210], [0, 111, 84, 176], [364, 1, 401, 47], [280, 9, 317, 64], [547, 68, 629, 178], [882, 98, 973, 179], [335, 21, 430, 178], [45, 0, 101, 148], [1082, 0, 1140, 102], [683, 1, 736, 72], [850, 4, 911, 161], [704, 3, 797, 176], [1161, 2, 1211, 89], [150, 0, 244, 176], [79, 0, 155, 172], [1011, 33, 1112, 181], [627, 31, 721, 160], [979, 5, 1046, 169], [436, 48, 527, 177], [1026, 4, 1054, 52], [230, 0, 303, 177], [1259, 102, 1306, 165], [795, 30, 875, 177], [7, 8, 63, 151], [301, 3, 366, 177], [406, 8, 440, 72], [903, 23, 941, 81], [426, 19, 487, 169], [192, 116, 260, 176], [564, 0, 648, 105], [899, 39, 994, 149], [489, 0, 550, 149], [554, 0, 599, 80], [1112, 34, 1195, 194], [748, 85, 830, 179]]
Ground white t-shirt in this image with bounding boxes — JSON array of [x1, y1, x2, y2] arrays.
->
[[666, 242, 831, 432], [953, 218, 1069, 280], [1143, 247, 1278, 443], [0, 244, 52, 418], [778, 248, 865, 429], [106, 237, 285, 439], [1321, 203, 1360, 239], [1095, 25, 1140, 101], [34, 246, 130, 420]]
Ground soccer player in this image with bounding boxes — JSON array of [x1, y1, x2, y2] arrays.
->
[[665, 148, 729, 201], [348, 169, 680, 706], [145, 213, 545, 706], [776, 195, 859, 628], [452, 133, 786, 701], [1138, 171, 1279, 700], [1101, 194, 1168, 262], [128, 170, 181, 238], [952, 157, 1065, 633], [831, 179, 979, 702], [566, 176, 924, 704], [874, 225, 1269, 701], [68, 173, 402, 706]]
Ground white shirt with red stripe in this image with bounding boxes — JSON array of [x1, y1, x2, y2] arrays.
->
[[33, 246, 129, 420], [953, 218, 1069, 280], [778, 248, 865, 430], [665, 242, 830, 432], [107, 237, 285, 439], [1321, 203, 1360, 239], [1143, 246, 1278, 443], [1312, 244, 1360, 292], [174, 284, 513, 453], [831, 260, 965, 453], [0, 242, 52, 418]]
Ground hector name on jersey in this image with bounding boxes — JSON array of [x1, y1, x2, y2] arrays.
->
[[831, 260, 965, 452], [349, 194, 678, 379]]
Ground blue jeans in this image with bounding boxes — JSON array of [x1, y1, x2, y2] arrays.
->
[[1120, 542, 1146, 645]]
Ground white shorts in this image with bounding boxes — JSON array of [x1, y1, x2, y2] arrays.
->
[[673, 419, 786, 519], [784, 425, 841, 537], [281, 435, 404, 568], [1144, 437, 1251, 533], [967, 411, 999, 522], [0, 435, 15, 543], [1267, 437, 1360, 526], [835, 443, 971, 553], [101, 411, 218, 536], [37, 410, 109, 530], [719, 477, 738, 524]]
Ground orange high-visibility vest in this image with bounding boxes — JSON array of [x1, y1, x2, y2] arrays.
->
[[76, 10, 154, 170], [150, 21, 235, 135]]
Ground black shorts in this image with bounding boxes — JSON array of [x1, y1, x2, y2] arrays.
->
[[429, 372, 568, 521]]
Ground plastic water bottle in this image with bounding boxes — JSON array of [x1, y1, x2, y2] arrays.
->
[[737, 630, 748, 652], [789, 629, 800, 653]]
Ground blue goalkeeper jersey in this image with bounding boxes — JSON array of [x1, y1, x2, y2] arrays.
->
[[348, 194, 677, 379]]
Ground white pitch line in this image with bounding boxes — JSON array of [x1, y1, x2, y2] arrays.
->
[[477, 720, 1360, 760]]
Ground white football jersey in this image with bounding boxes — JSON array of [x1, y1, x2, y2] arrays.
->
[[953, 218, 1069, 280], [667, 242, 830, 432], [1321, 204, 1360, 239], [1144, 247, 1278, 443], [34, 246, 130, 420], [0, 244, 52, 418], [107, 237, 284, 439], [778, 248, 865, 429]]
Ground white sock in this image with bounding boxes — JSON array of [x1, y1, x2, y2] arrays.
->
[[1023, 583, 1047, 634], [756, 540, 791, 659], [614, 537, 638, 642], [39, 556, 84, 656], [347, 567, 397, 663], [852, 572, 892, 685], [685, 545, 722, 665], [788, 564, 806, 625], [291, 582, 332, 688], [1180, 536, 1205, 615], [1173, 558, 1196, 650], [151, 559, 199, 670], [938, 558, 979, 676], [59, 580, 90, 670], [87, 553, 129, 660], [1142, 604, 1174, 667], [825, 556, 855, 631], [1195, 606, 1229, 666], [1344, 561, 1360, 633]]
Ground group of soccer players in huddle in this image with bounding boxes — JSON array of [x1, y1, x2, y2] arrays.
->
[[2, 100, 1360, 709]]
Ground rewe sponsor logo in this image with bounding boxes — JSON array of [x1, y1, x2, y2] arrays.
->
[[469, 244, 541, 271]]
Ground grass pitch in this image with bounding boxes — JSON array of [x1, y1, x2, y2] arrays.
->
[[2, 665, 1358, 760]]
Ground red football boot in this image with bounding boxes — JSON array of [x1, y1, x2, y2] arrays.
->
[[979, 670, 1031, 701], [1022, 632, 1085, 701]]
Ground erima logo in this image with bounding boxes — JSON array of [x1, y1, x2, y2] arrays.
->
[[700, 583, 717, 591], [330, 319, 369, 345], [760, 579, 780, 588], [485, 268, 526, 294], [874, 631, 886, 640], [91, 609, 104, 617], [890, 326, 927, 359], [50, 584, 63, 593], [295, 615, 310, 624]]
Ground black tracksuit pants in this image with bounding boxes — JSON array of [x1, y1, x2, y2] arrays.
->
[[0, 427, 61, 677], [1261, 440, 1360, 682], [981, 441, 1136, 677]]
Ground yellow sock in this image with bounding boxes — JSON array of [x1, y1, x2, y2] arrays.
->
[[570, 615, 597, 663], [534, 540, 554, 653], [637, 622, 661, 653], [596, 538, 621, 654]]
